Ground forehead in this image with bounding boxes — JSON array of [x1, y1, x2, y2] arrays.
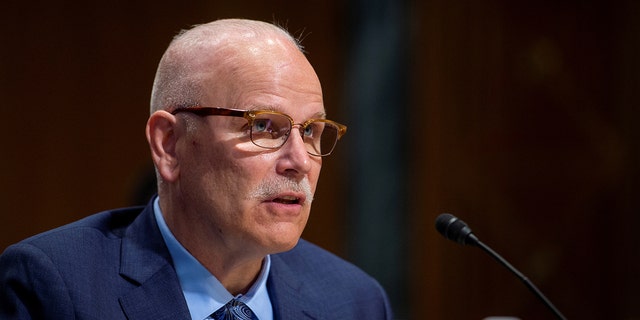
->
[[203, 38, 325, 119]]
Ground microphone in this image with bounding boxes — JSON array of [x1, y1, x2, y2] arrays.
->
[[435, 213, 567, 320]]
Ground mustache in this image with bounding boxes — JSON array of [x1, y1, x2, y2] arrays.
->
[[250, 176, 314, 205]]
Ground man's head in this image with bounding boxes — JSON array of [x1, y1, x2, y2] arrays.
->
[[145, 19, 340, 262]]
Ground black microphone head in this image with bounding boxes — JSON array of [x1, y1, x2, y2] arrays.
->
[[435, 213, 479, 246]]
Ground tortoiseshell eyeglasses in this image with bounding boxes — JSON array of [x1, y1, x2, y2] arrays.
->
[[171, 107, 347, 157]]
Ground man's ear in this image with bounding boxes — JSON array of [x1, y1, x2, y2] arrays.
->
[[146, 111, 180, 182]]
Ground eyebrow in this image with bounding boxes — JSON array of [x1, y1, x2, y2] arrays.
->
[[248, 105, 327, 119], [315, 111, 327, 119]]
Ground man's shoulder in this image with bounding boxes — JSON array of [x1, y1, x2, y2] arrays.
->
[[0, 202, 186, 319], [4, 205, 146, 256], [0, 204, 153, 290]]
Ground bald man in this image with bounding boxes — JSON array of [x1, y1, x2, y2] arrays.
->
[[0, 19, 393, 320]]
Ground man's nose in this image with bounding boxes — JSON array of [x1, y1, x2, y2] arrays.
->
[[276, 128, 314, 176]]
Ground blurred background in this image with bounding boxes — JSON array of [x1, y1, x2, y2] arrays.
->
[[1, 0, 638, 319]]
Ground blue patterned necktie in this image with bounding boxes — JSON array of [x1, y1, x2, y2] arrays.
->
[[210, 299, 259, 320]]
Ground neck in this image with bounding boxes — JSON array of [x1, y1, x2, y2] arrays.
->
[[159, 195, 266, 295], [211, 257, 265, 295]]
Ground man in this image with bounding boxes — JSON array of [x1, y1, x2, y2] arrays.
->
[[0, 19, 393, 319]]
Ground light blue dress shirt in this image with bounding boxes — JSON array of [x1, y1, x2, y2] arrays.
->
[[154, 198, 273, 320]]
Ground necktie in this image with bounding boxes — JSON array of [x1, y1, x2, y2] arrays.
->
[[210, 299, 259, 320]]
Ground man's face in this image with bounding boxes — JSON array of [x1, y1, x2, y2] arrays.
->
[[174, 38, 324, 257]]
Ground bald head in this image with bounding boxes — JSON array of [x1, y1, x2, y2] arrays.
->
[[149, 19, 305, 114]]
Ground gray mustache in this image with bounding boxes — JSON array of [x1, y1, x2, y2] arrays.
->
[[250, 177, 314, 205]]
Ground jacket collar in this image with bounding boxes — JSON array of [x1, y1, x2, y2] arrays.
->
[[116, 198, 322, 319], [268, 243, 329, 320], [117, 199, 191, 319]]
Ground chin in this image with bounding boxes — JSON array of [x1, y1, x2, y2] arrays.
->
[[258, 214, 306, 247], [262, 228, 303, 254], [273, 235, 302, 253]]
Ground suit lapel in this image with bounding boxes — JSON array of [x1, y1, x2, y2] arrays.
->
[[114, 201, 330, 319], [117, 201, 191, 319], [268, 251, 329, 320]]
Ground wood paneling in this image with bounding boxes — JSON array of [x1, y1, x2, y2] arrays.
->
[[2, 1, 638, 319], [0, 1, 347, 255], [410, 1, 640, 319]]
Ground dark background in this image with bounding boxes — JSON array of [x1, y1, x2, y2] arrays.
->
[[1, 1, 638, 319]]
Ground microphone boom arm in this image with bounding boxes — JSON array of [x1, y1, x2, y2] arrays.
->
[[475, 239, 567, 320], [435, 213, 567, 320]]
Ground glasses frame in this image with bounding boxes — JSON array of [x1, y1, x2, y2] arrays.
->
[[171, 106, 347, 156]]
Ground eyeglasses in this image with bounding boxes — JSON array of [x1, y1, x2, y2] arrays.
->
[[171, 107, 347, 157]]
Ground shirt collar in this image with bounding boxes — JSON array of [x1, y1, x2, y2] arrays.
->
[[153, 197, 273, 320]]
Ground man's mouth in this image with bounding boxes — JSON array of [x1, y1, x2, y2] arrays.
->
[[270, 195, 303, 205]]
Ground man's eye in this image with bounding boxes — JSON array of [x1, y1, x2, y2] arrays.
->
[[304, 122, 325, 137], [303, 125, 314, 137], [253, 119, 273, 132]]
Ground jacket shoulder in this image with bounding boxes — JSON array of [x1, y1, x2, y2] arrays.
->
[[16, 206, 144, 247]]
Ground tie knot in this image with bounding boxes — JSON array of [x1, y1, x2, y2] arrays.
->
[[210, 299, 259, 320]]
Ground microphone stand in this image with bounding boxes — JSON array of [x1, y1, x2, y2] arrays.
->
[[474, 239, 567, 320]]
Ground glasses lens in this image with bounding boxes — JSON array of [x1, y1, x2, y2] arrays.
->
[[249, 113, 291, 148], [249, 112, 341, 156], [304, 120, 339, 156]]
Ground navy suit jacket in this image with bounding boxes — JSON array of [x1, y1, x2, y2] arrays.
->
[[0, 200, 393, 319]]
